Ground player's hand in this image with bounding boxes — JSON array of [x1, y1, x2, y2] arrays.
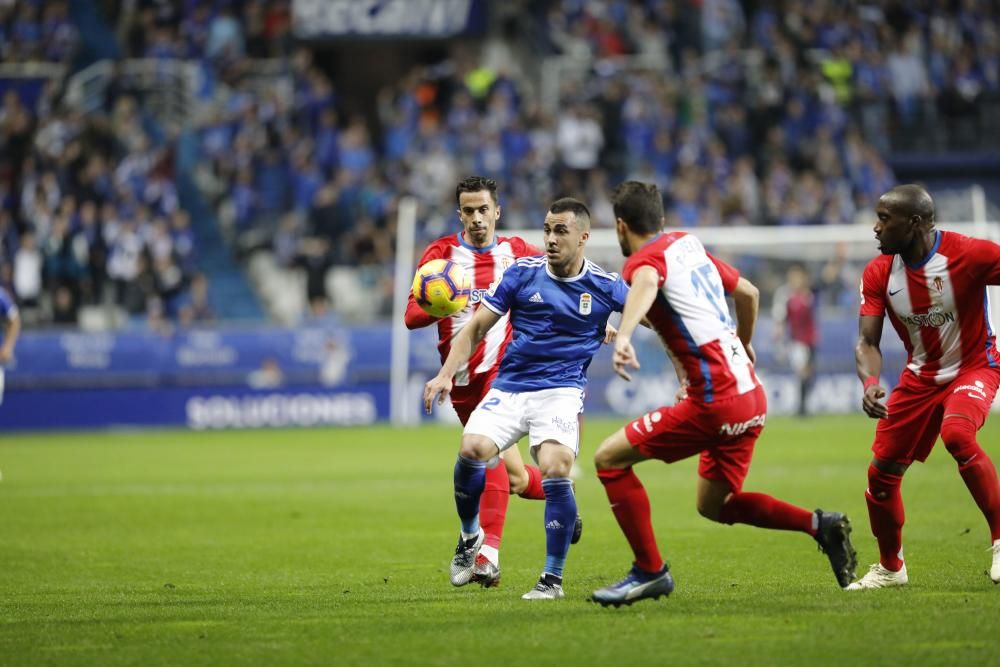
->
[[603, 322, 618, 345], [862, 384, 888, 419], [612, 336, 639, 381], [423, 374, 453, 414], [675, 380, 689, 403], [743, 342, 756, 365], [0, 348, 11, 364]]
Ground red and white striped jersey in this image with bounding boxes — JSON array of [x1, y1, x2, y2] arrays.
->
[[622, 232, 760, 403], [405, 232, 541, 401], [860, 230, 1000, 384]]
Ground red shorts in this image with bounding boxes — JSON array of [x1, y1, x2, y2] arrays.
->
[[872, 366, 1000, 465], [625, 385, 767, 492]]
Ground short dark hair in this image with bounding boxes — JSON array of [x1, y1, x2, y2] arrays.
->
[[456, 176, 498, 205], [548, 197, 591, 230], [611, 181, 664, 234]]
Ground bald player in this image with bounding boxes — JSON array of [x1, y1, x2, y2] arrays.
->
[[850, 184, 1000, 589]]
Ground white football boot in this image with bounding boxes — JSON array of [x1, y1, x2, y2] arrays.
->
[[845, 562, 908, 590], [990, 539, 1000, 584], [521, 574, 565, 600], [449, 529, 484, 586]]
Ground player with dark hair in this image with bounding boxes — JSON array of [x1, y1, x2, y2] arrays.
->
[[850, 184, 1000, 589], [405, 176, 580, 588], [425, 197, 627, 600], [590, 181, 857, 607]]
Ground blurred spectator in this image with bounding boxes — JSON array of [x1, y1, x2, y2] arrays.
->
[[247, 356, 284, 389], [772, 265, 818, 417]]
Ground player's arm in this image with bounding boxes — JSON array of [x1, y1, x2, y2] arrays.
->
[[404, 247, 445, 330], [0, 310, 20, 364], [613, 266, 658, 381], [404, 297, 440, 330], [856, 314, 888, 419], [423, 306, 502, 412], [731, 277, 758, 364]]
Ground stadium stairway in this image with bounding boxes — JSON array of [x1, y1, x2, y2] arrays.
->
[[177, 130, 267, 321]]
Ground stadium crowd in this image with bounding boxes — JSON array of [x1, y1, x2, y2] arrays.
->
[[1, 0, 999, 325]]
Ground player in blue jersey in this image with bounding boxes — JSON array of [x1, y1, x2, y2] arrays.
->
[[425, 197, 629, 600], [0, 286, 21, 404]]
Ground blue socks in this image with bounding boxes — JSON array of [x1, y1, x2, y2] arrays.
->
[[454, 455, 486, 535], [542, 477, 576, 578]]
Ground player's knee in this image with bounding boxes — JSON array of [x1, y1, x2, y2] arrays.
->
[[696, 498, 723, 522], [507, 467, 529, 495], [940, 416, 978, 461], [459, 436, 496, 462], [867, 464, 902, 501], [593, 433, 630, 471]]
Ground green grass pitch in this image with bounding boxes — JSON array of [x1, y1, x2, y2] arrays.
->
[[1, 416, 999, 666]]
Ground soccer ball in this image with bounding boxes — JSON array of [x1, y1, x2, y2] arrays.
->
[[411, 259, 470, 317]]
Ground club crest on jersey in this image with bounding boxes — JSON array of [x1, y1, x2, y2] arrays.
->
[[933, 276, 944, 293], [501, 257, 513, 271], [579, 293, 592, 315]]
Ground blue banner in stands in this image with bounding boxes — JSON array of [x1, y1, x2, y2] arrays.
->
[[292, 0, 486, 38]]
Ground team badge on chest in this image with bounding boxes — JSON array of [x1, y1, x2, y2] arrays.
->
[[579, 293, 592, 315]]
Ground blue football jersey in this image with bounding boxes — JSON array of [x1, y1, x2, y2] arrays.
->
[[0, 287, 17, 322], [481, 256, 628, 392]]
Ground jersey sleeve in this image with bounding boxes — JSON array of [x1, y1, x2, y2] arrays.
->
[[0, 288, 17, 320], [859, 259, 888, 317], [964, 237, 1000, 285], [708, 252, 740, 293], [610, 274, 629, 312], [510, 236, 543, 258], [622, 252, 666, 287], [404, 242, 446, 329], [482, 259, 521, 315]]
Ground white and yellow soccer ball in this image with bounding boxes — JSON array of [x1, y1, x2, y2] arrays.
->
[[411, 259, 471, 318]]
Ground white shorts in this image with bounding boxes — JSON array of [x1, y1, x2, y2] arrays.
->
[[788, 341, 814, 374], [464, 386, 584, 462]]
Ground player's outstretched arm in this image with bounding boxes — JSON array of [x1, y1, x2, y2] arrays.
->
[[856, 314, 888, 419], [0, 310, 20, 364], [613, 266, 658, 381], [731, 277, 759, 364], [404, 295, 440, 329], [423, 306, 502, 413]]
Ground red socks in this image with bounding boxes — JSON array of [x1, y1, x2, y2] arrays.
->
[[717, 492, 815, 534], [943, 417, 1000, 542], [865, 464, 905, 571], [480, 464, 510, 550], [597, 467, 663, 572], [519, 464, 546, 500]]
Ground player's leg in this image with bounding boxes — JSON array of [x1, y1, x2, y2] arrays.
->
[[454, 400, 509, 587], [849, 377, 941, 590], [504, 444, 583, 544], [939, 370, 1000, 582], [520, 388, 583, 600], [452, 389, 526, 587], [695, 386, 856, 587], [591, 424, 675, 606], [505, 443, 546, 499], [846, 457, 910, 590], [520, 439, 576, 600]]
